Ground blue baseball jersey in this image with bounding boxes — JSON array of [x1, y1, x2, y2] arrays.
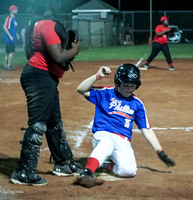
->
[[87, 86, 151, 141], [4, 16, 18, 44]]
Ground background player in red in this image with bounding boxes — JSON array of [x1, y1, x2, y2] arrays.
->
[[3, 5, 20, 70], [144, 16, 175, 71], [10, 5, 82, 186]]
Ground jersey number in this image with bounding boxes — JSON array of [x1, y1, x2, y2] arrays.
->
[[124, 119, 131, 128]]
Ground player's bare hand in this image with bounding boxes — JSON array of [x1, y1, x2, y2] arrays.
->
[[9, 35, 14, 41], [97, 66, 112, 79], [71, 41, 80, 55]]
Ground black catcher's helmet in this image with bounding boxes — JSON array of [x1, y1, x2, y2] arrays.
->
[[114, 63, 141, 89]]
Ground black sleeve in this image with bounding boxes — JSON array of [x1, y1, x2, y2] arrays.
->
[[54, 20, 68, 49]]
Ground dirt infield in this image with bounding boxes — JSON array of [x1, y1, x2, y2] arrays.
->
[[0, 59, 193, 200]]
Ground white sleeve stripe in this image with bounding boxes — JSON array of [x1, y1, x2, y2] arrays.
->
[[4, 17, 11, 29], [133, 95, 151, 128]]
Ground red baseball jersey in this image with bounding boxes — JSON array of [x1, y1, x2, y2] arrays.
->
[[154, 25, 169, 44], [28, 20, 65, 78]]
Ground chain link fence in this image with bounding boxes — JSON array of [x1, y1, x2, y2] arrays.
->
[[121, 11, 193, 44], [0, 11, 192, 49]]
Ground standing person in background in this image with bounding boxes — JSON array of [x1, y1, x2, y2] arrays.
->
[[124, 24, 134, 45], [144, 16, 175, 71], [3, 5, 20, 70]]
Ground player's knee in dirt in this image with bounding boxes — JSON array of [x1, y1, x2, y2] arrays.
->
[[114, 165, 137, 177]]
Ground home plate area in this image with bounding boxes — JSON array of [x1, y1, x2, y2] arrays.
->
[[95, 172, 123, 181]]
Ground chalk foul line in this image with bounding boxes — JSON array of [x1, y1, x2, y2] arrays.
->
[[133, 127, 193, 133]]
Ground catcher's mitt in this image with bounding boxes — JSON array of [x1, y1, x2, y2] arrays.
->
[[67, 30, 79, 49], [61, 30, 79, 72]]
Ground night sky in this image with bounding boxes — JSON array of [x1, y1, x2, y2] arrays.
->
[[103, 0, 193, 11], [0, 0, 192, 14]]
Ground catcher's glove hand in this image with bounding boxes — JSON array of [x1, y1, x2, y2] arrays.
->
[[158, 150, 176, 167], [61, 30, 79, 72], [67, 30, 79, 49]]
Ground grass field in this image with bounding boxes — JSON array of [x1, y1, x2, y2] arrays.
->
[[0, 43, 193, 67], [77, 43, 193, 61]]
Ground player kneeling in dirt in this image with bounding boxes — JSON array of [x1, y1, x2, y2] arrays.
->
[[75, 63, 175, 188]]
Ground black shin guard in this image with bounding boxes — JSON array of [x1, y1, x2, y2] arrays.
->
[[45, 122, 74, 164], [16, 122, 46, 181]]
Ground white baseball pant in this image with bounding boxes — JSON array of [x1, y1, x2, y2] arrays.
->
[[91, 131, 137, 177]]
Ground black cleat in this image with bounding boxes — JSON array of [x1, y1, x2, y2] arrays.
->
[[11, 169, 48, 186]]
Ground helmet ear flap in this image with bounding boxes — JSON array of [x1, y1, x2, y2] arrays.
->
[[114, 72, 121, 87], [114, 80, 120, 87]]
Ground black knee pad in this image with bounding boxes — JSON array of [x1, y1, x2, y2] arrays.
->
[[21, 122, 46, 147], [32, 122, 47, 134], [30, 122, 47, 146], [22, 122, 46, 146]]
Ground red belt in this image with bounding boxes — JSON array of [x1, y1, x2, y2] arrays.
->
[[113, 133, 130, 142]]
